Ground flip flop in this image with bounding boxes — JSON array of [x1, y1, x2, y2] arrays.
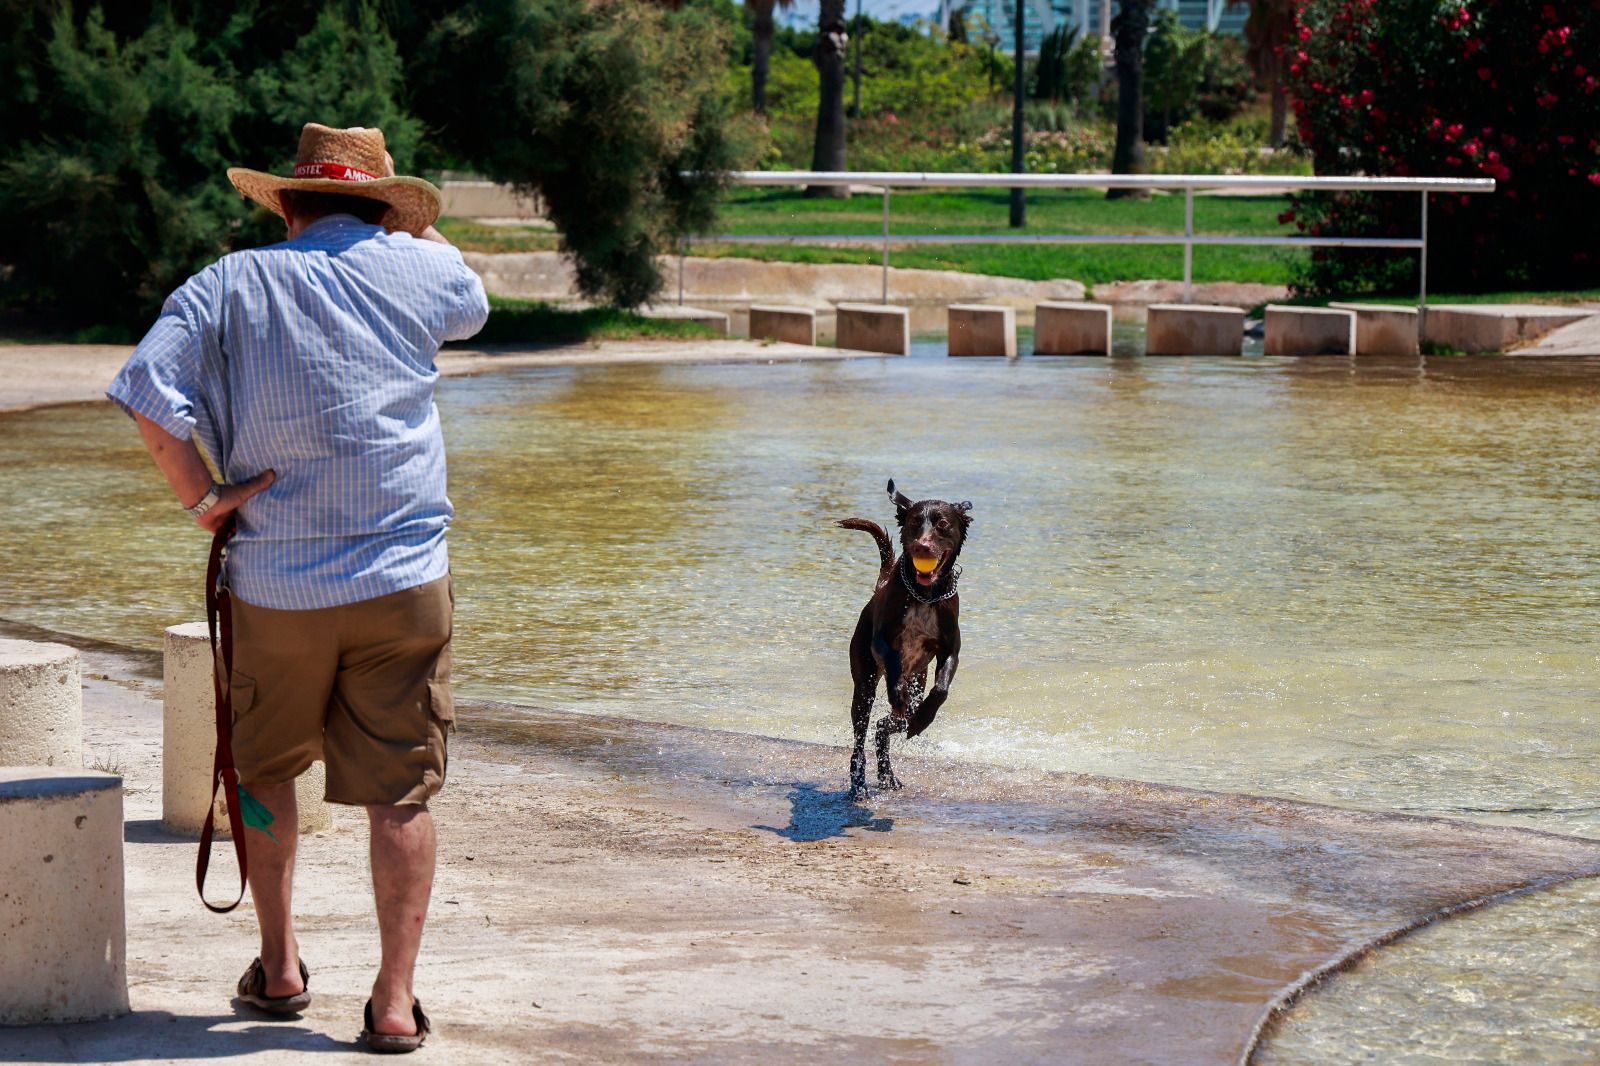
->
[[361, 998, 432, 1054], [236, 957, 312, 1014]]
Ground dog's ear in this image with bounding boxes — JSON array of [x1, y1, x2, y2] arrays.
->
[[956, 501, 973, 532], [887, 478, 913, 512]]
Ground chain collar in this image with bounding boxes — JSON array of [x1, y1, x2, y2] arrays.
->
[[899, 555, 960, 604]]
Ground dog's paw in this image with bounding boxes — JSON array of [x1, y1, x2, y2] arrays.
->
[[847, 783, 873, 803], [876, 771, 903, 792]]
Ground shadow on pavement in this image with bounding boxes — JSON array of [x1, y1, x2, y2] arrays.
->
[[753, 782, 895, 842]]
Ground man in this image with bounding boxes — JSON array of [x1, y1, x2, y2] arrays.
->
[[107, 123, 489, 1053]]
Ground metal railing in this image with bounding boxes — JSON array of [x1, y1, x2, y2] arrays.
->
[[681, 171, 1496, 314]]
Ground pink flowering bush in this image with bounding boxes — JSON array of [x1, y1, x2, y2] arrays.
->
[[1287, 0, 1600, 293]]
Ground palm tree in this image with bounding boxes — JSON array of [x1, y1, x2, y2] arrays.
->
[[806, 0, 849, 198], [1231, 0, 1295, 147], [748, 0, 793, 114], [1107, 0, 1154, 200]]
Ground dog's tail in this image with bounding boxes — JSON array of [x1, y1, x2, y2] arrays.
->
[[838, 518, 895, 588]]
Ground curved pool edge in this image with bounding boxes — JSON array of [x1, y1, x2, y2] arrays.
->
[[1237, 866, 1600, 1065]]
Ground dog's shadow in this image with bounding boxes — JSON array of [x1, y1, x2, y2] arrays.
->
[[753, 783, 894, 842]]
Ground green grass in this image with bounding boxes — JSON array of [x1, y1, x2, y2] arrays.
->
[[435, 218, 559, 254], [468, 296, 720, 345], [692, 187, 1308, 287]]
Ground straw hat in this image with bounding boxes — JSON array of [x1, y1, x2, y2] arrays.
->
[[227, 123, 441, 236]]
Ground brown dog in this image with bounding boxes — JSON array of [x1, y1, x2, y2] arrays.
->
[[839, 480, 972, 800]]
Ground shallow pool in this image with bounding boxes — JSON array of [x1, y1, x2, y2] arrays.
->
[[2, 349, 1597, 1058]]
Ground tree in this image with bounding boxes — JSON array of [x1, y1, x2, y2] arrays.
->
[[806, 0, 849, 198], [1107, 0, 1154, 200], [0, 0, 753, 328], [748, 0, 793, 113], [1230, 0, 1294, 146]]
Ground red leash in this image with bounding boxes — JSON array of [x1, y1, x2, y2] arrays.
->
[[197, 512, 250, 913]]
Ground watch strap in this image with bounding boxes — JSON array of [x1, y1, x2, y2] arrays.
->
[[186, 483, 223, 519]]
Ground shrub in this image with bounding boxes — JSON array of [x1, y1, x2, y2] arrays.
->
[[1032, 25, 1103, 107], [1142, 13, 1254, 142], [756, 17, 996, 126], [1288, 0, 1600, 293], [1148, 118, 1311, 174]]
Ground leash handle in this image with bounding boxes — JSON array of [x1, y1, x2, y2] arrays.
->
[[197, 513, 250, 914]]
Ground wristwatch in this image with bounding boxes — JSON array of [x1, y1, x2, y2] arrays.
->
[[185, 483, 223, 519]]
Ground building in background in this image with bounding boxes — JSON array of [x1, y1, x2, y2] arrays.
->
[[947, 0, 1244, 52]]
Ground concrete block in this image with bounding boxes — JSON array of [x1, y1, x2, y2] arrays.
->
[[439, 181, 544, 220], [0, 768, 128, 1023], [1422, 305, 1593, 354], [0, 639, 81, 768], [947, 304, 1017, 357], [836, 303, 911, 356], [1329, 302, 1420, 357], [1145, 304, 1246, 356], [1034, 301, 1112, 355], [163, 624, 331, 837], [748, 304, 817, 346], [640, 306, 729, 336], [1263, 305, 1355, 356]]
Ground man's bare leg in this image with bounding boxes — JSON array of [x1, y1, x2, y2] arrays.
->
[[243, 779, 304, 996], [367, 803, 436, 1036]]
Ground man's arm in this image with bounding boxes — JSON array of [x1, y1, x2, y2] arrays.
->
[[133, 412, 274, 533]]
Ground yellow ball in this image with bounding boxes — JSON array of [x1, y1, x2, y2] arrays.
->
[[912, 554, 939, 574]]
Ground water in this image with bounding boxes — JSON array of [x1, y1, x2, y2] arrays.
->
[[2, 350, 1598, 1059]]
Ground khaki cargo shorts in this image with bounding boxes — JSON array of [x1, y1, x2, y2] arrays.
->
[[227, 575, 454, 806]]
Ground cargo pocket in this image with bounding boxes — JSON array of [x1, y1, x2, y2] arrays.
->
[[426, 678, 455, 732], [228, 671, 258, 725]]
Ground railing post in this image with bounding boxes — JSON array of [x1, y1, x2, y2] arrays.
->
[[678, 238, 686, 307], [1183, 187, 1195, 305], [1418, 191, 1429, 342], [882, 186, 891, 304]]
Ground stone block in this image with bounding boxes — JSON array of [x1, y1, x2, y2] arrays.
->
[[1422, 305, 1593, 354], [1145, 304, 1246, 356], [162, 623, 331, 837], [1329, 303, 1420, 357], [947, 304, 1016, 358], [1034, 301, 1113, 356], [0, 639, 81, 768], [1263, 305, 1355, 356], [836, 303, 911, 356], [0, 768, 128, 1023], [748, 305, 817, 346]]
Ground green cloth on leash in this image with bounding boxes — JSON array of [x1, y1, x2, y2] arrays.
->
[[236, 784, 280, 844]]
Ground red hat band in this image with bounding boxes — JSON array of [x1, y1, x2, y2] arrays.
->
[[291, 162, 378, 183]]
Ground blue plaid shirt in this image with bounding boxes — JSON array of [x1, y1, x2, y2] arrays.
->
[[108, 215, 489, 610]]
